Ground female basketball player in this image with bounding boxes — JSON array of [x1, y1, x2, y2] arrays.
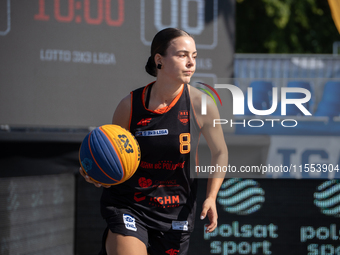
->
[[80, 28, 228, 255]]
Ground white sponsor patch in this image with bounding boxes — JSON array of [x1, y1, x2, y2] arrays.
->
[[172, 220, 189, 231], [123, 214, 137, 231], [135, 129, 169, 137]]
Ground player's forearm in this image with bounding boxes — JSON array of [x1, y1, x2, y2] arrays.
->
[[206, 151, 228, 199]]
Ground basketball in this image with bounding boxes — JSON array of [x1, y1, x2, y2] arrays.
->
[[79, 124, 141, 186]]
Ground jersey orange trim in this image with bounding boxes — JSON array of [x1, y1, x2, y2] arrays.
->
[[142, 82, 184, 114], [188, 85, 202, 130], [154, 87, 183, 113]]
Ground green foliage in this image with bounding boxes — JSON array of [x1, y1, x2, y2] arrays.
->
[[236, 0, 340, 53]]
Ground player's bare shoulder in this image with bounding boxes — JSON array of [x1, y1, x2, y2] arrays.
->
[[188, 84, 218, 128], [188, 84, 217, 110], [112, 94, 131, 129], [188, 85, 203, 109]]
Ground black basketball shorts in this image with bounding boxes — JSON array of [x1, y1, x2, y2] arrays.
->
[[98, 208, 191, 255]]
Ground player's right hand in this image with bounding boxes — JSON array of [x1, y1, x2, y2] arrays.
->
[[79, 167, 111, 188]]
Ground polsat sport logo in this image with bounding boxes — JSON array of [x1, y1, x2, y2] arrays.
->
[[217, 178, 265, 215], [314, 180, 340, 218], [196, 82, 312, 128]]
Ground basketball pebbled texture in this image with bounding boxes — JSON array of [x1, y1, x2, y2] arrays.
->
[[79, 124, 141, 186]]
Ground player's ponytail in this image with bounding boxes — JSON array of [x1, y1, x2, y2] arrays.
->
[[145, 28, 192, 77]]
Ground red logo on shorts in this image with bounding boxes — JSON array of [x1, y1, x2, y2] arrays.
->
[[138, 177, 152, 188], [166, 249, 179, 255], [137, 118, 152, 126], [178, 111, 189, 125]]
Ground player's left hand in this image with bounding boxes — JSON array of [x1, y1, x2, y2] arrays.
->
[[200, 197, 218, 233]]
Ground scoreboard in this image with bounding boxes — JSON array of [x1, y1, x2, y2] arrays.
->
[[0, 0, 235, 128]]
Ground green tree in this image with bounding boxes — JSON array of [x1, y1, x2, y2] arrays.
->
[[236, 0, 340, 53]]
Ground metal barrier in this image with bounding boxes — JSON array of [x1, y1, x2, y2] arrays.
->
[[234, 54, 340, 80]]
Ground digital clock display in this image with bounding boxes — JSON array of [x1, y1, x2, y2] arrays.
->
[[34, 0, 124, 26]]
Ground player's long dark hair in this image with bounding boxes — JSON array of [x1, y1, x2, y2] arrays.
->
[[145, 28, 192, 77]]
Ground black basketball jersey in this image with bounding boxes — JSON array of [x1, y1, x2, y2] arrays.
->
[[100, 83, 201, 232]]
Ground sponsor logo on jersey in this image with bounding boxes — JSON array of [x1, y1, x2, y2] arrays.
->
[[137, 118, 152, 126], [178, 110, 189, 125], [135, 129, 168, 137], [134, 192, 146, 202], [134, 193, 180, 208], [166, 248, 180, 255], [123, 214, 137, 231], [138, 177, 152, 188], [149, 195, 180, 208], [139, 160, 185, 170], [154, 179, 178, 187], [134, 177, 180, 206], [138, 177, 178, 189]]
